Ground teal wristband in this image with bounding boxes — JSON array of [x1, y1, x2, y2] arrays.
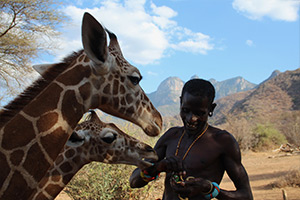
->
[[204, 182, 220, 199]]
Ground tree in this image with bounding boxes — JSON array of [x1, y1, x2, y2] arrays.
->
[[0, 0, 66, 89]]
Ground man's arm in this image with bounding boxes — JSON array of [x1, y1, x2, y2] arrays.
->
[[217, 132, 253, 200], [129, 128, 179, 188]]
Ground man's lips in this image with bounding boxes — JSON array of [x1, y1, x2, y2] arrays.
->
[[186, 122, 198, 129]]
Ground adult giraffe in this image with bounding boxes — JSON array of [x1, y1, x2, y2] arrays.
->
[[31, 110, 158, 200], [0, 12, 162, 200]]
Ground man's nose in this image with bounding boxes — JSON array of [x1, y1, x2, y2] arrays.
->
[[187, 113, 198, 122]]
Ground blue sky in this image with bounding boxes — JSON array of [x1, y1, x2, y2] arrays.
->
[[36, 0, 300, 93]]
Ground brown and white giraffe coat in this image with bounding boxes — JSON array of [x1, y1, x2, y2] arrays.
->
[[0, 12, 162, 200], [30, 110, 157, 200]]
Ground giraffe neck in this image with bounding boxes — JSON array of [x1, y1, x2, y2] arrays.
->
[[31, 146, 88, 200], [0, 51, 92, 200]]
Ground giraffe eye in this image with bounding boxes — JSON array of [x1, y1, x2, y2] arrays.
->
[[128, 75, 141, 85], [101, 132, 117, 144]]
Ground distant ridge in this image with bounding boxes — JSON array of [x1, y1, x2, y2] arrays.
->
[[213, 68, 300, 125], [258, 70, 281, 86], [147, 75, 257, 116]]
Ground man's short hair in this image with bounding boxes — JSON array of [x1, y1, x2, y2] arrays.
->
[[181, 79, 215, 103]]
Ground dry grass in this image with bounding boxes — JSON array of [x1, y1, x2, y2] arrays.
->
[[270, 169, 300, 188]]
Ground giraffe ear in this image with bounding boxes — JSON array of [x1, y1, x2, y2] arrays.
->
[[88, 109, 103, 124], [32, 64, 55, 76], [82, 12, 108, 65]]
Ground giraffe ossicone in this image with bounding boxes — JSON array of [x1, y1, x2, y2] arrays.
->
[[31, 110, 158, 200], [0, 12, 162, 200]]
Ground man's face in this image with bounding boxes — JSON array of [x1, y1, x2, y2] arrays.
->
[[180, 92, 213, 135]]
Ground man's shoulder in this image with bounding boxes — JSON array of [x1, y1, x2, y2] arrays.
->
[[210, 126, 237, 145], [159, 126, 182, 140], [155, 126, 182, 149]]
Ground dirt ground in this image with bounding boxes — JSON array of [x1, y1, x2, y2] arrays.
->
[[221, 151, 300, 200], [56, 151, 300, 200]]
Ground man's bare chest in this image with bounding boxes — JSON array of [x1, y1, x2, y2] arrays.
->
[[165, 136, 222, 176]]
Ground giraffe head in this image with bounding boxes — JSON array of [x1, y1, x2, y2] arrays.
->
[[66, 110, 158, 169], [33, 12, 162, 136]]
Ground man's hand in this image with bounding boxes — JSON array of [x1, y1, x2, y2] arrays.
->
[[156, 156, 185, 173], [170, 176, 213, 198]]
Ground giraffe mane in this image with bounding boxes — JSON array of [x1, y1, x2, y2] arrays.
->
[[0, 50, 84, 128]]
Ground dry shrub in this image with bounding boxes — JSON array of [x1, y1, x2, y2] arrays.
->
[[271, 169, 300, 188]]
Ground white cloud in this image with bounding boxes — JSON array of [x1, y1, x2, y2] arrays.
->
[[147, 71, 158, 76], [232, 0, 300, 21], [50, 0, 214, 65], [246, 39, 254, 46], [172, 28, 214, 54]]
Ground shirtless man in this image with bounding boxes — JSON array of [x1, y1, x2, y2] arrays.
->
[[129, 79, 253, 200]]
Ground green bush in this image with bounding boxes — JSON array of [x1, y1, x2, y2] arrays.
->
[[252, 123, 287, 150], [65, 162, 160, 200]]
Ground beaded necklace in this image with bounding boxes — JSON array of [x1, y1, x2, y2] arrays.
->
[[175, 123, 209, 160], [173, 123, 209, 200]]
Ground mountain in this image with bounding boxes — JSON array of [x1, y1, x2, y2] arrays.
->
[[147, 75, 257, 116], [147, 77, 183, 116], [212, 68, 300, 126], [210, 76, 256, 99], [148, 77, 184, 107], [258, 70, 281, 86]]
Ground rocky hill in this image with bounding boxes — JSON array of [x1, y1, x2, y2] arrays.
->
[[148, 77, 183, 107], [148, 75, 257, 116], [212, 68, 300, 128]]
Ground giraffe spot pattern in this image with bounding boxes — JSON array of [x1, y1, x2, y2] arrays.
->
[[120, 98, 126, 106], [126, 94, 133, 104], [40, 127, 69, 161], [55, 154, 64, 165], [62, 174, 74, 185], [37, 112, 59, 133], [33, 192, 47, 200], [2, 114, 35, 150], [60, 162, 73, 173], [50, 169, 61, 182], [23, 143, 51, 182], [113, 97, 119, 109], [120, 76, 125, 82], [91, 94, 100, 108], [65, 149, 76, 159], [126, 106, 135, 115], [79, 82, 91, 101], [0, 152, 10, 187], [91, 78, 101, 90], [61, 90, 84, 127], [2, 170, 34, 200], [38, 173, 50, 187], [57, 65, 91, 86], [101, 96, 108, 105], [22, 83, 63, 117], [113, 79, 119, 95], [120, 85, 125, 94], [45, 183, 63, 197], [103, 84, 111, 94], [10, 150, 24, 166]]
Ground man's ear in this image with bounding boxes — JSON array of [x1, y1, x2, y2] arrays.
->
[[211, 103, 217, 111], [209, 103, 217, 117]]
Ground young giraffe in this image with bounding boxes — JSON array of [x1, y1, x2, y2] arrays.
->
[[0, 12, 162, 200], [30, 110, 158, 200]]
